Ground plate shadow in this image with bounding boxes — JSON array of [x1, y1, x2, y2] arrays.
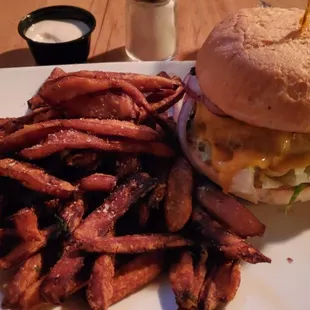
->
[[88, 46, 130, 63], [0, 48, 35, 68]]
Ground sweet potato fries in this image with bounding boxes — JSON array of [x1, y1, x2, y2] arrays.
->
[[0, 67, 269, 310]]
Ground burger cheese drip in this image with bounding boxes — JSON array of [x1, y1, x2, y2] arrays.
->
[[192, 102, 310, 192]]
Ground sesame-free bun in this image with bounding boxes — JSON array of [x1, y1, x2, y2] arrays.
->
[[196, 7, 310, 133]]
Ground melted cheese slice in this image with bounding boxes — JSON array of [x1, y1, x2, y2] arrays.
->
[[193, 102, 310, 191]]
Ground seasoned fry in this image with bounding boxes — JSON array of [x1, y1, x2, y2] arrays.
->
[[32, 107, 62, 123], [44, 66, 66, 80], [44, 198, 61, 211], [143, 84, 185, 117], [192, 208, 271, 264], [40, 75, 180, 132], [0, 240, 46, 269], [29, 93, 48, 110], [170, 250, 208, 310], [157, 71, 171, 79], [28, 67, 66, 110], [87, 255, 115, 310], [21, 129, 174, 160], [78, 234, 191, 253], [38, 70, 180, 94], [148, 184, 167, 209], [62, 118, 160, 140], [0, 116, 31, 135], [111, 252, 165, 305], [79, 174, 117, 192], [0, 67, 266, 309], [165, 157, 193, 232], [0, 121, 62, 154], [40, 242, 85, 304], [146, 89, 175, 103], [0, 159, 76, 198], [59, 198, 86, 234], [39, 74, 181, 137], [199, 261, 241, 310], [116, 154, 141, 180], [81, 71, 180, 90], [138, 202, 150, 228], [3, 238, 64, 307], [158, 115, 178, 139], [213, 261, 241, 303], [0, 107, 58, 135], [2, 253, 43, 308], [39, 76, 158, 107], [18, 277, 47, 310], [153, 84, 184, 113], [74, 173, 157, 242], [197, 183, 266, 238], [169, 251, 196, 309], [61, 92, 139, 120], [146, 159, 170, 209], [75, 70, 180, 91], [28, 99, 46, 111], [10, 208, 43, 242], [64, 150, 102, 170], [0, 118, 160, 154], [192, 250, 208, 303]]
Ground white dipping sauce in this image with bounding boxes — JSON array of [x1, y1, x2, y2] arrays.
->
[[25, 19, 90, 43]]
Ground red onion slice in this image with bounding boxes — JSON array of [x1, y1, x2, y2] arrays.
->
[[177, 95, 212, 177], [182, 74, 227, 117], [184, 74, 202, 100], [172, 72, 196, 122], [172, 98, 183, 122], [176, 70, 228, 176], [202, 96, 227, 117]]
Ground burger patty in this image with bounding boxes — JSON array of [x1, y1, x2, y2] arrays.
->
[[191, 102, 310, 190]]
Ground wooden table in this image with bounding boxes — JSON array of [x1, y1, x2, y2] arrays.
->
[[0, 0, 306, 68]]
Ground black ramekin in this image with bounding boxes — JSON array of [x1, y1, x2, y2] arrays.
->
[[18, 5, 96, 66]]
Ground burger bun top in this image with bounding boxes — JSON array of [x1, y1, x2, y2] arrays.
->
[[196, 7, 310, 133]]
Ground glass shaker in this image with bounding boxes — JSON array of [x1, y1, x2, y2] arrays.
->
[[125, 0, 177, 61]]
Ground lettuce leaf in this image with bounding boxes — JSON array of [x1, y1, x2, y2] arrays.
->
[[289, 183, 307, 205], [285, 183, 307, 215]]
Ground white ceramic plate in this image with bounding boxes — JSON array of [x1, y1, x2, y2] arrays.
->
[[0, 61, 309, 310]]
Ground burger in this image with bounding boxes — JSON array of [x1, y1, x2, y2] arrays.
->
[[177, 7, 310, 205]]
